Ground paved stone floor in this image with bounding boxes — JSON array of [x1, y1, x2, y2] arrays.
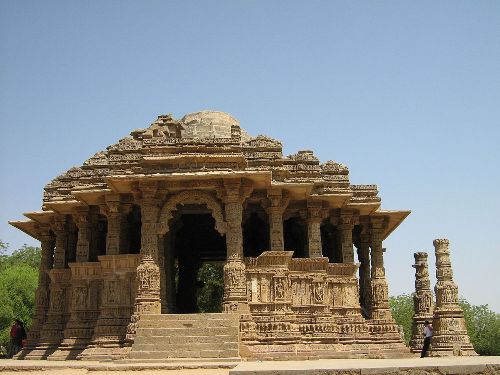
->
[[0, 357, 499, 375]]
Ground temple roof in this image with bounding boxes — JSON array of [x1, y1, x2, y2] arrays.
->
[[43, 110, 366, 204], [10, 110, 410, 241]]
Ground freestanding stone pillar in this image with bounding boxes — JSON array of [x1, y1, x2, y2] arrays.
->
[[410, 252, 434, 353], [430, 239, 476, 356]]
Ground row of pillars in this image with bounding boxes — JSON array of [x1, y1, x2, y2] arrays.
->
[[411, 239, 476, 356], [31, 182, 395, 343]]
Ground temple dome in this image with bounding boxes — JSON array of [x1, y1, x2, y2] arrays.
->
[[181, 110, 251, 141]]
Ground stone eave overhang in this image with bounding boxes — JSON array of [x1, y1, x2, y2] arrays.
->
[[344, 201, 381, 215], [8, 220, 39, 240], [370, 210, 411, 241], [44, 200, 83, 214]]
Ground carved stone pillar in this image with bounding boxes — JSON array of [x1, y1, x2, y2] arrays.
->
[[339, 209, 355, 263], [307, 201, 324, 258], [53, 215, 67, 269], [221, 179, 252, 312], [430, 239, 476, 356], [75, 207, 91, 262], [25, 226, 55, 345], [355, 229, 371, 318], [104, 194, 124, 255], [410, 252, 434, 353], [266, 189, 289, 251], [369, 217, 393, 322], [127, 181, 163, 341]]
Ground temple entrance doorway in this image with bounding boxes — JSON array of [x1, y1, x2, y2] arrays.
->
[[164, 210, 226, 314]]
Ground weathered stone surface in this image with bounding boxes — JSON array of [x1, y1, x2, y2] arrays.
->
[[410, 252, 434, 353], [10, 110, 414, 360], [430, 239, 476, 357]]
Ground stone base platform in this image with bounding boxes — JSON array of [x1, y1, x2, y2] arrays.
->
[[0, 357, 499, 375], [231, 357, 500, 375]]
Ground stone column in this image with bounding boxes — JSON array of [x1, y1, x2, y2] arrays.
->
[[25, 226, 55, 345], [53, 215, 67, 269], [266, 188, 289, 251], [127, 181, 163, 340], [410, 252, 434, 353], [369, 217, 393, 321], [431, 239, 476, 356], [104, 194, 123, 255], [222, 179, 252, 312], [307, 200, 324, 258], [355, 228, 371, 318], [75, 207, 91, 262], [339, 209, 355, 263], [28, 216, 72, 355]]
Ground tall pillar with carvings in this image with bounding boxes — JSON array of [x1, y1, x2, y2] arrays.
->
[[368, 216, 393, 322], [430, 239, 476, 356], [355, 223, 371, 318], [103, 193, 129, 255], [75, 206, 91, 262], [410, 252, 434, 353], [367, 216, 405, 350], [53, 215, 67, 269], [266, 188, 289, 251], [24, 225, 55, 347], [221, 179, 252, 312], [127, 181, 163, 340], [306, 200, 324, 258], [339, 209, 355, 263]]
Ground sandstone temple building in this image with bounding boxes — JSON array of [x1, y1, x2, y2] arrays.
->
[[11, 110, 413, 360]]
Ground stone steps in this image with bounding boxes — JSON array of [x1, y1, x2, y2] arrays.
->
[[129, 313, 240, 360]]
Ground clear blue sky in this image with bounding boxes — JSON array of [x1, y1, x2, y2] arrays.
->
[[1, 1, 499, 311]]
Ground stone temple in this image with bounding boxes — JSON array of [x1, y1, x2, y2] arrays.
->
[[10, 110, 413, 360]]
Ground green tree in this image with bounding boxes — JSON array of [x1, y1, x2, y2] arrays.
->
[[0, 242, 40, 348], [460, 299, 500, 356], [389, 294, 414, 345], [197, 263, 224, 313]]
